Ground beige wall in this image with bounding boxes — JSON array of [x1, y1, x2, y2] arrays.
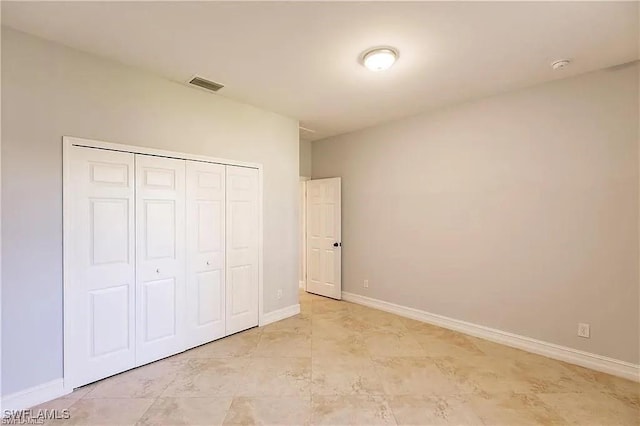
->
[[313, 64, 640, 364], [300, 139, 312, 177], [1, 28, 299, 395]]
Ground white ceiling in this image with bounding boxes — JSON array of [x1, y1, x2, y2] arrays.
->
[[2, 1, 638, 141]]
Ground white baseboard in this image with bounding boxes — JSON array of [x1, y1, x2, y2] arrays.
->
[[260, 304, 300, 326], [1, 379, 69, 413], [342, 291, 640, 382]]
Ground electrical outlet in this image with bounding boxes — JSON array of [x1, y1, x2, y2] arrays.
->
[[277, 289, 282, 300], [363, 279, 369, 288], [578, 323, 590, 338]]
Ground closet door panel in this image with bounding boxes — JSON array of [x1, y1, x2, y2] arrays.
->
[[135, 155, 186, 366], [186, 161, 226, 348], [66, 147, 135, 388], [226, 166, 259, 335]]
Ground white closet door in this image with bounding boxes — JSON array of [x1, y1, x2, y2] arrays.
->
[[185, 161, 226, 348], [226, 166, 260, 335], [66, 147, 135, 388], [135, 155, 186, 365]]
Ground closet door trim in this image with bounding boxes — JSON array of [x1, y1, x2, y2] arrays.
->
[[63, 136, 264, 393], [65, 136, 261, 169]]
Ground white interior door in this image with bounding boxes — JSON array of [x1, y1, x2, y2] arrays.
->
[[135, 155, 186, 365], [226, 166, 259, 335], [186, 161, 226, 348], [306, 178, 342, 299], [66, 147, 136, 388]]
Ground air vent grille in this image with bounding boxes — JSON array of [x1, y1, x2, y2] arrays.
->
[[189, 76, 224, 92]]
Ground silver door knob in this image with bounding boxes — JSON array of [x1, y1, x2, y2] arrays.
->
[[206, 261, 210, 266], [156, 269, 160, 274]]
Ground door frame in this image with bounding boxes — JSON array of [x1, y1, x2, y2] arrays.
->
[[299, 177, 310, 290], [62, 136, 265, 392]]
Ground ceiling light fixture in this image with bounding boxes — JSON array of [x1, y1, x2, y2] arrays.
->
[[362, 47, 398, 72], [551, 59, 571, 70]]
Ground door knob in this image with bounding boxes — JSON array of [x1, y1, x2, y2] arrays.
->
[[206, 261, 210, 266], [156, 269, 160, 274]]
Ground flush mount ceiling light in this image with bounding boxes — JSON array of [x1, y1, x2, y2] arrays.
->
[[551, 59, 571, 70], [362, 47, 398, 71]]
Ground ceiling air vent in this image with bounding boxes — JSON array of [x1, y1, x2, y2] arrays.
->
[[188, 76, 224, 92]]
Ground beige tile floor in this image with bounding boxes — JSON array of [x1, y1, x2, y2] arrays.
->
[[33, 290, 639, 425]]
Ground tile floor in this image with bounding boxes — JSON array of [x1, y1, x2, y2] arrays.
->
[[32, 290, 639, 425]]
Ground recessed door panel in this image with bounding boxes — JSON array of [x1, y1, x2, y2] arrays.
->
[[90, 285, 129, 357], [136, 154, 186, 366], [306, 178, 342, 299], [324, 250, 336, 285], [197, 201, 222, 253], [309, 249, 321, 282], [90, 199, 129, 265], [324, 204, 335, 237], [143, 278, 177, 342], [186, 161, 226, 348], [144, 200, 176, 260], [90, 162, 129, 186], [197, 170, 222, 189], [197, 270, 222, 325], [230, 265, 251, 315], [66, 146, 135, 388], [144, 168, 176, 189], [226, 166, 259, 335], [230, 201, 251, 249]]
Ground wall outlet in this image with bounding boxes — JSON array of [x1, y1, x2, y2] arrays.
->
[[363, 279, 369, 288], [578, 323, 590, 338], [277, 289, 282, 300]]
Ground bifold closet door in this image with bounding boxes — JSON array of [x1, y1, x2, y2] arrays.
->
[[185, 161, 226, 348], [66, 147, 136, 388], [135, 155, 186, 366], [226, 166, 260, 335]]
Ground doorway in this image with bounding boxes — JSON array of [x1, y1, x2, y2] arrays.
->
[[304, 177, 342, 299], [299, 177, 309, 289]]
